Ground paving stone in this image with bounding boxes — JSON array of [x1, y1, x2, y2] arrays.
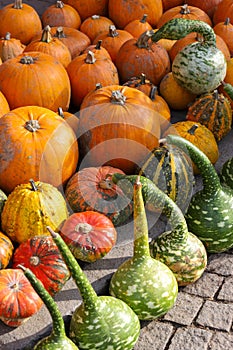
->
[[209, 331, 233, 350], [217, 277, 233, 302], [133, 321, 174, 350], [196, 300, 233, 331], [163, 292, 203, 326], [183, 272, 224, 298], [168, 327, 212, 350], [206, 254, 233, 276]]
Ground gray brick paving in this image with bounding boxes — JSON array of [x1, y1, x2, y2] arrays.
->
[[217, 276, 233, 302], [206, 253, 233, 276], [209, 331, 233, 350], [168, 327, 213, 350], [196, 300, 233, 332], [183, 272, 224, 298]]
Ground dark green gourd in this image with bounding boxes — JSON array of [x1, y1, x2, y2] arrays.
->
[[165, 134, 233, 253], [109, 177, 178, 320], [46, 227, 140, 350], [18, 264, 78, 350], [111, 174, 207, 287], [151, 18, 226, 94], [220, 158, 233, 189]]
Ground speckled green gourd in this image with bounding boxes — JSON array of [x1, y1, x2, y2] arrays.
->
[[109, 177, 178, 320], [18, 265, 78, 350], [165, 134, 233, 253], [47, 227, 140, 350], [111, 174, 207, 286], [151, 18, 226, 94], [220, 158, 233, 190]]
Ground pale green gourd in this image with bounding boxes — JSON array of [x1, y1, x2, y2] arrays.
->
[[111, 174, 207, 286], [18, 264, 78, 350], [46, 226, 140, 350], [109, 177, 178, 320], [151, 18, 226, 94]]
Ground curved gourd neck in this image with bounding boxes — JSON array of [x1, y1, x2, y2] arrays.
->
[[165, 135, 221, 196], [47, 227, 98, 311], [112, 174, 188, 243], [151, 18, 216, 46]]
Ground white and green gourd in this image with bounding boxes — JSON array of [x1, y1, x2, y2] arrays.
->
[[220, 158, 233, 189], [46, 227, 140, 350], [151, 18, 226, 94], [111, 174, 207, 286], [165, 134, 233, 253], [109, 176, 178, 320], [18, 264, 79, 350]]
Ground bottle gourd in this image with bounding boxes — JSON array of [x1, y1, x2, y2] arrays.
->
[[47, 226, 140, 350], [111, 174, 207, 286], [165, 134, 233, 253], [109, 176, 178, 320], [151, 18, 226, 94]]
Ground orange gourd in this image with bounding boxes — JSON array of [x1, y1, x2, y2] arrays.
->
[[64, 0, 108, 21], [80, 15, 114, 43], [124, 14, 153, 38], [213, 18, 233, 57]]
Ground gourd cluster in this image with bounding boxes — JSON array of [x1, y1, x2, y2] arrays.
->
[[0, 0, 233, 349]]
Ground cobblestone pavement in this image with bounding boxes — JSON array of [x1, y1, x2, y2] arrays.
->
[[0, 1, 233, 349]]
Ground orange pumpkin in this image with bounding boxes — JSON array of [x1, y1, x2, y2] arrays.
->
[[0, 231, 14, 269], [0, 51, 71, 111], [0, 105, 79, 194], [162, 0, 183, 11], [169, 32, 231, 62], [213, 18, 233, 56], [124, 14, 153, 38], [93, 25, 134, 63], [50, 26, 91, 59], [82, 40, 112, 60], [108, 0, 163, 29], [24, 25, 72, 68], [57, 107, 79, 136], [115, 30, 171, 86], [0, 91, 10, 118], [213, 0, 233, 25], [187, 0, 222, 19], [80, 15, 114, 43], [79, 84, 161, 174], [67, 50, 119, 107], [157, 4, 212, 28], [41, 0, 81, 29], [0, 0, 42, 44], [0, 32, 25, 62], [64, 0, 109, 21]]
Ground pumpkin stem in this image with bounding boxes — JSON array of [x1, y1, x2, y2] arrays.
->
[[41, 25, 53, 43], [99, 178, 114, 190], [109, 25, 119, 37], [95, 40, 103, 50], [85, 50, 96, 64], [224, 17, 230, 25], [91, 15, 100, 20], [110, 90, 126, 105], [95, 83, 103, 90], [140, 14, 148, 23], [30, 255, 40, 266], [136, 30, 154, 48], [47, 226, 99, 310], [151, 18, 216, 46], [180, 4, 190, 15], [20, 55, 35, 64], [29, 179, 38, 191], [58, 107, 64, 118], [187, 124, 199, 135], [24, 119, 40, 132], [13, 0, 23, 9], [149, 85, 158, 101], [74, 223, 92, 234], [4, 32, 11, 40], [56, 0, 64, 8], [55, 26, 66, 39]]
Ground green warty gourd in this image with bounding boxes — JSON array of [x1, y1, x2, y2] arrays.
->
[[151, 18, 226, 94]]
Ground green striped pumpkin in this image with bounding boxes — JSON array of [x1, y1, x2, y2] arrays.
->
[[220, 158, 233, 189], [136, 144, 194, 213], [152, 18, 226, 94]]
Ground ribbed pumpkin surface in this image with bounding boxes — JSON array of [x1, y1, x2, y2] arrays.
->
[[186, 90, 232, 142], [137, 144, 194, 213]]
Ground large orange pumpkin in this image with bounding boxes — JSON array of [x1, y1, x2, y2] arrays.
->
[[213, 18, 233, 57], [0, 0, 42, 44], [79, 84, 161, 174], [0, 51, 71, 111], [213, 0, 233, 25], [0, 105, 78, 194], [108, 0, 163, 29], [0, 91, 10, 118], [187, 0, 222, 19], [115, 30, 171, 86], [64, 0, 108, 21]]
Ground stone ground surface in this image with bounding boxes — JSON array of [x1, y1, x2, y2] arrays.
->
[[0, 1, 233, 349]]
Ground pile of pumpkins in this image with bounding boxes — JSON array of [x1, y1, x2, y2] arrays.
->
[[0, 0, 233, 349]]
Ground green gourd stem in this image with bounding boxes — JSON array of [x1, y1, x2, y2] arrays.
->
[[112, 174, 188, 243], [47, 226, 98, 311], [133, 176, 150, 258], [151, 18, 216, 46], [18, 265, 66, 338], [164, 134, 221, 196]]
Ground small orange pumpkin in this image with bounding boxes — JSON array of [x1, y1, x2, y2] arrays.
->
[[80, 15, 114, 43], [213, 18, 233, 56], [0, 32, 25, 62], [124, 14, 153, 38], [0, 231, 14, 269]]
